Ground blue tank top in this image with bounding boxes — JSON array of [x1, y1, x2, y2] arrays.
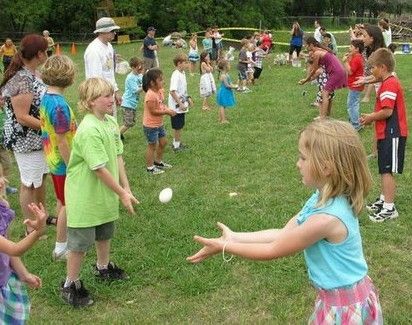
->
[[297, 191, 368, 290]]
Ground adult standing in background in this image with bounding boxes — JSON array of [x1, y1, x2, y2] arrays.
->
[[289, 22, 304, 63], [143, 26, 159, 70], [0, 34, 49, 233], [43, 30, 55, 57], [0, 38, 17, 72], [378, 18, 392, 47], [84, 17, 122, 108], [314, 20, 322, 43]]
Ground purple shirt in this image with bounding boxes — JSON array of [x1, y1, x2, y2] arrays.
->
[[0, 201, 15, 287]]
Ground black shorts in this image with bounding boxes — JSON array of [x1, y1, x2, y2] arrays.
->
[[171, 113, 185, 130], [289, 45, 302, 56], [377, 137, 406, 174], [253, 67, 262, 79]]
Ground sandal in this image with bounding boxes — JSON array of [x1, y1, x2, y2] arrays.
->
[[46, 215, 58, 226]]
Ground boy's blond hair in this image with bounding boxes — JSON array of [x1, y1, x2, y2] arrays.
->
[[41, 55, 75, 88], [300, 119, 372, 215], [367, 48, 395, 73], [78, 78, 114, 113]]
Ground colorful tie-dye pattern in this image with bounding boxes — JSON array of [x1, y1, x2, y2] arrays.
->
[[40, 93, 77, 175]]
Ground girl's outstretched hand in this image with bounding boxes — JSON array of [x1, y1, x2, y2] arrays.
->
[[24, 203, 47, 232], [186, 222, 233, 264]]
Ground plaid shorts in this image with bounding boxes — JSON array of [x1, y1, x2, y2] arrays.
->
[[0, 272, 30, 324], [309, 276, 383, 325]]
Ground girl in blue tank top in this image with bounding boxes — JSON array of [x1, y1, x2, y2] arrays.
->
[[188, 119, 383, 324]]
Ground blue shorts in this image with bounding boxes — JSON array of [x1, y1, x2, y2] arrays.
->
[[377, 136, 406, 174], [143, 125, 166, 144], [170, 113, 185, 130]]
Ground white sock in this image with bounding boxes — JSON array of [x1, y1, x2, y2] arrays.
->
[[54, 242, 67, 255], [383, 202, 394, 210], [379, 194, 385, 201], [173, 140, 180, 148], [96, 263, 108, 270], [64, 277, 79, 288], [147, 165, 155, 170]]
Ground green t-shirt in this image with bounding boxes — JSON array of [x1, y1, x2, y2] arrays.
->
[[65, 113, 123, 228]]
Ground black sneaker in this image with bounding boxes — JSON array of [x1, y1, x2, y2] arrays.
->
[[93, 262, 130, 281], [147, 166, 164, 175], [60, 280, 94, 308]]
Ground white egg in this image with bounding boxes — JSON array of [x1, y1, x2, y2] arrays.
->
[[159, 188, 173, 203]]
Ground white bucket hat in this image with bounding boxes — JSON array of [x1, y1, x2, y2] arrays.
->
[[94, 17, 120, 34]]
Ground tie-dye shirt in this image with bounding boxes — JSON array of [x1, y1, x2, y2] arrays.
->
[[40, 93, 77, 175]]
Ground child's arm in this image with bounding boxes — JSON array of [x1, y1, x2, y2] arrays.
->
[[169, 90, 187, 112], [187, 213, 341, 263], [221, 75, 237, 89], [146, 99, 176, 117], [117, 155, 135, 196], [0, 203, 47, 256], [55, 134, 71, 165], [9, 257, 42, 288], [360, 107, 393, 126], [94, 166, 138, 214]]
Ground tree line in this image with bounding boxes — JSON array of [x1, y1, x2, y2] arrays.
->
[[0, 0, 410, 39]]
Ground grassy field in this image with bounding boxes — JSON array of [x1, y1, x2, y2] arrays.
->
[[4, 43, 412, 324]]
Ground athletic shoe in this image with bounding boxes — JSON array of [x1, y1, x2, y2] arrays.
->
[[6, 186, 18, 195], [154, 161, 172, 169], [52, 249, 68, 262], [60, 280, 94, 308], [93, 262, 129, 281], [366, 198, 384, 214], [369, 207, 399, 223], [147, 167, 164, 175], [173, 143, 189, 153]]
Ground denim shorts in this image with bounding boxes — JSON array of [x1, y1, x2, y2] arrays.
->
[[143, 125, 166, 144]]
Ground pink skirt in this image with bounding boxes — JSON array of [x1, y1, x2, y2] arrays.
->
[[308, 276, 383, 325]]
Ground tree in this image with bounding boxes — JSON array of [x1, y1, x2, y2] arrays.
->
[[0, 0, 51, 33]]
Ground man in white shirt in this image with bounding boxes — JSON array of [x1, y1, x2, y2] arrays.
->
[[314, 20, 323, 43], [84, 17, 122, 109]]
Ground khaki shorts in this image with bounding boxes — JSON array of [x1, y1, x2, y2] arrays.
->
[[143, 57, 157, 70], [122, 107, 136, 127], [67, 221, 115, 252]]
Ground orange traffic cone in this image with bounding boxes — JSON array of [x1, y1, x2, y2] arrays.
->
[[70, 42, 77, 55], [55, 43, 62, 56]]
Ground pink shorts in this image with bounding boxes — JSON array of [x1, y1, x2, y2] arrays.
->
[[51, 174, 66, 206]]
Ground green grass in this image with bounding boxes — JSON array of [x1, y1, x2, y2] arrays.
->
[[4, 43, 412, 324]]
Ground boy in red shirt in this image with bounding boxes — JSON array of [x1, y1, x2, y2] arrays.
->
[[360, 48, 408, 222], [343, 39, 364, 131]]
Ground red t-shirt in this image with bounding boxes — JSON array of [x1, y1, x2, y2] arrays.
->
[[374, 75, 408, 140], [347, 53, 364, 91]]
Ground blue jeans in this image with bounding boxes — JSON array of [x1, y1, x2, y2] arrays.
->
[[347, 90, 361, 130]]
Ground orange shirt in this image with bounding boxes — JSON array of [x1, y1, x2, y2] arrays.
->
[[143, 88, 168, 127]]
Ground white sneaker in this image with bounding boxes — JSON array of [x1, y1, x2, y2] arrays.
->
[[52, 250, 68, 262]]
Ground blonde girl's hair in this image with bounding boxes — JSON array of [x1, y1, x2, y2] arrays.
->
[[77, 78, 114, 113], [299, 119, 372, 215], [217, 59, 229, 72], [41, 55, 76, 88]]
